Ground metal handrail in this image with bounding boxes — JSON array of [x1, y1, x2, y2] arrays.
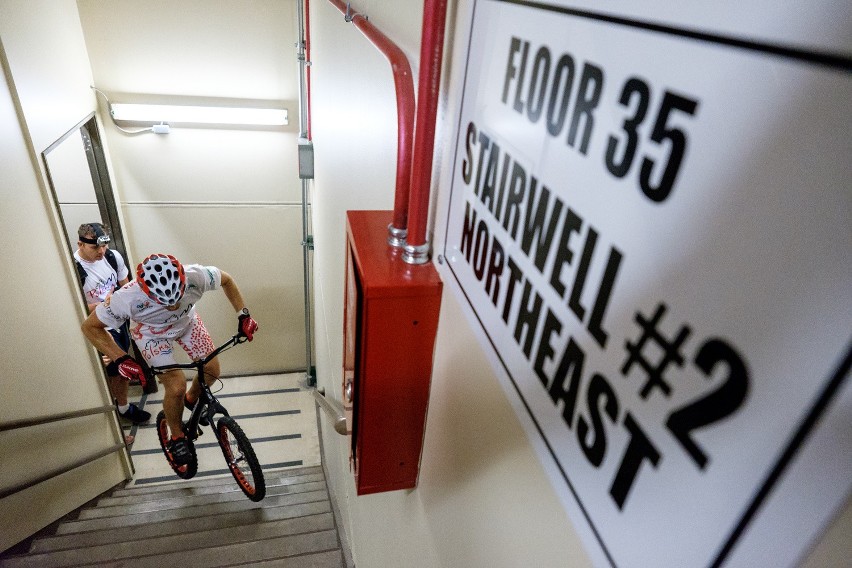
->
[[312, 388, 348, 435], [0, 443, 125, 499], [0, 404, 115, 432]]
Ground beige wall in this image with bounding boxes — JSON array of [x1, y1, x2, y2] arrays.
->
[[76, 0, 306, 374], [309, 1, 590, 566], [0, 0, 130, 552], [1, 0, 847, 563], [309, 1, 851, 568]]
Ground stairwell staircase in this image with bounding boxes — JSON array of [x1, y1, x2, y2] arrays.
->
[[0, 465, 348, 568]]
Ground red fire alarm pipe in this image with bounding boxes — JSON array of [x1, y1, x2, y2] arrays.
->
[[403, 0, 448, 265], [305, 0, 313, 141], [328, 0, 415, 247]]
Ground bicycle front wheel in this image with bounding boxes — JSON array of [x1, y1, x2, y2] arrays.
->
[[156, 410, 197, 479], [216, 416, 266, 501]]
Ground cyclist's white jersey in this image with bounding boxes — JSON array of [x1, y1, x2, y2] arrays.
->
[[95, 264, 221, 340], [74, 249, 129, 306]]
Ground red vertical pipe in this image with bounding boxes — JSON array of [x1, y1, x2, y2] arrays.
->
[[328, 0, 415, 233], [406, 0, 448, 250], [305, 0, 312, 141]]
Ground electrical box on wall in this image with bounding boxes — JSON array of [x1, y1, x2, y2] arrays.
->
[[342, 210, 443, 495], [297, 137, 314, 179]]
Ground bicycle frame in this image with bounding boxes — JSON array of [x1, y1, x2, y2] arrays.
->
[[150, 334, 247, 438], [149, 333, 266, 500]]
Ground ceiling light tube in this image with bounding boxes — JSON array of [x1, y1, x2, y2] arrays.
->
[[110, 103, 288, 126]]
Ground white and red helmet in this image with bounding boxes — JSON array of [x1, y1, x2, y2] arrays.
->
[[136, 253, 186, 306]]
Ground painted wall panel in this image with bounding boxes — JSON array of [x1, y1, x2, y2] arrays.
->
[[0, 1, 129, 552], [77, 0, 307, 374], [0, 2, 115, 423], [121, 204, 307, 373], [77, 0, 299, 101], [312, 1, 851, 567], [0, 0, 95, 153], [309, 1, 585, 566]]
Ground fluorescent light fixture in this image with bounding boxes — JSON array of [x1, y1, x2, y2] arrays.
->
[[111, 103, 288, 126]]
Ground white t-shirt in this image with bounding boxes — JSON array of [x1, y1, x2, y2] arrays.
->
[[95, 264, 222, 340], [74, 249, 129, 306]]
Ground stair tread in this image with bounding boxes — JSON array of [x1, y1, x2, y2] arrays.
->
[[0, 373, 339, 568], [5, 532, 340, 568], [55, 490, 330, 534], [30, 501, 333, 553], [109, 530, 340, 568], [82, 481, 328, 519], [113, 465, 323, 496], [0, 514, 336, 568], [104, 472, 325, 505], [234, 549, 345, 568]]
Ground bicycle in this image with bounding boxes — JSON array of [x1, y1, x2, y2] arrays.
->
[[149, 334, 266, 502]]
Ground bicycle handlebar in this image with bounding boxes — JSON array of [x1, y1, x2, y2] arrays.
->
[[149, 334, 249, 375]]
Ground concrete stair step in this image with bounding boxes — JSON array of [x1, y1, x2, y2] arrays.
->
[[101, 471, 325, 506], [238, 549, 345, 568], [0, 514, 339, 568], [109, 465, 322, 499], [30, 500, 333, 553], [0, 373, 345, 568], [80, 481, 327, 519], [115, 530, 342, 568], [55, 490, 330, 534]]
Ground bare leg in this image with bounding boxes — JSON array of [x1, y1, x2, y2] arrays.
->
[[159, 369, 189, 437], [108, 374, 133, 444], [186, 356, 221, 401], [108, 374, 129, 406]]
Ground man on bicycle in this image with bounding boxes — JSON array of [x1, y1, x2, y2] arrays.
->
[[74, 223, 150, 440], [81, 253, 259, 465]]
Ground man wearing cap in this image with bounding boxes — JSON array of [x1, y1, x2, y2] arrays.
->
[[74, 223, 151, 441]]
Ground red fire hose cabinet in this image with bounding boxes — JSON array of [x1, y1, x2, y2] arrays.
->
[[342, 210, 443, 495]]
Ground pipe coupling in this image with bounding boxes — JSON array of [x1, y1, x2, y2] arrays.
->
[[387, 224, 408, 248], [403, 242, 430, 265]]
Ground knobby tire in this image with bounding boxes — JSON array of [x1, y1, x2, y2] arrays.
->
[[216, 416, 266, 501]]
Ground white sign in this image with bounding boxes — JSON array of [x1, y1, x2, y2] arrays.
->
[[441, 1, 852, 567]]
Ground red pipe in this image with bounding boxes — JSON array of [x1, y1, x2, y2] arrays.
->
[[406, 0, 448, 252], [328, 0, 415, 234], [305, 0, 312, 141]]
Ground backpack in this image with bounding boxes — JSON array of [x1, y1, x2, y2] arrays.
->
[[76, 248, 120, 288]]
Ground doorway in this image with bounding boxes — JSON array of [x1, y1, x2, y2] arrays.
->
[[42, 113, 156, 447], [42, 113, 127, 258]]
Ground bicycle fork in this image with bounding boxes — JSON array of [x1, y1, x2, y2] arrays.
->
[[185, 385, 228, 440]]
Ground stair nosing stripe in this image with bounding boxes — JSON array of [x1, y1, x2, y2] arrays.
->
[[133, 409, 302, 430], [130, 433, 302, 456], [54, 495, 333, 537], [144, 388, 302, 405], [130, 459, 304, 486]]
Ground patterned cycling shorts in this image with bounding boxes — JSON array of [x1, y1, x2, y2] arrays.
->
[[135, 313, 216, 368]]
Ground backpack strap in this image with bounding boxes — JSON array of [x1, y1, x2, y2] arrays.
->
[[76, 249, 121, 289], [105, 248, 119, 273], [75, 261, 88, 288]]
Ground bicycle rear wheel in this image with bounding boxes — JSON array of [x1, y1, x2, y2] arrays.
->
[[216, 416, 266, 501], [156, 410, 198, 479]]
